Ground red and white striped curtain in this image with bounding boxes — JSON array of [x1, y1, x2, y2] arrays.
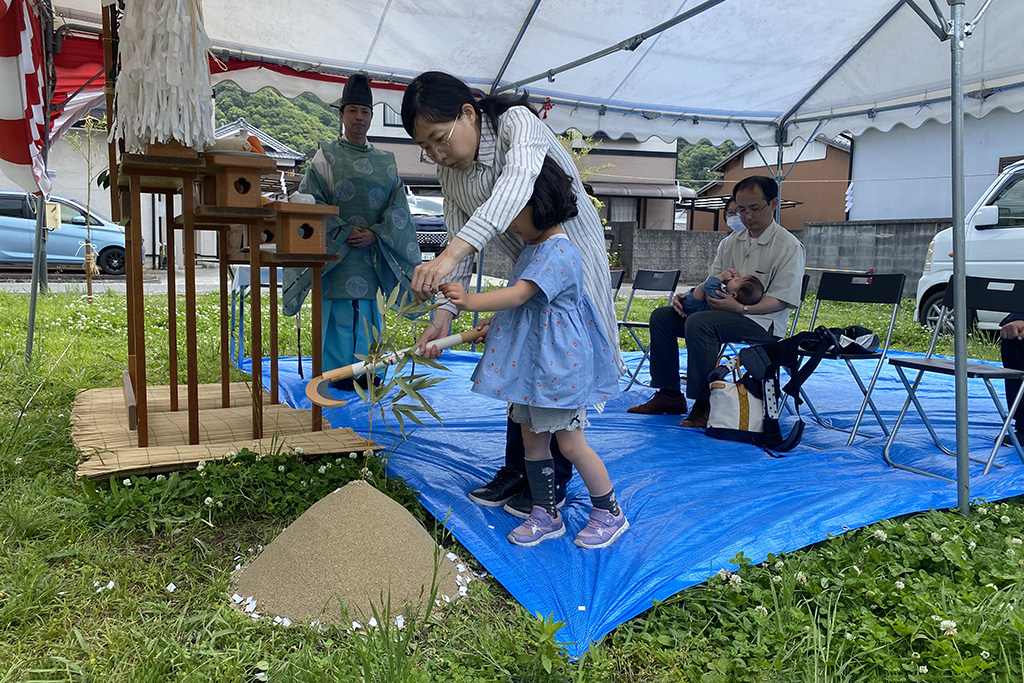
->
[[0, 0, 49, 195]]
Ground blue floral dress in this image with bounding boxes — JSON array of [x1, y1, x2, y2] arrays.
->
[[471, 235, 619, 409]]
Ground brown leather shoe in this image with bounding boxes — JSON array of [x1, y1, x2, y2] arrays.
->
[[679, 399, 711, 428], [627, 391, 688, 415]]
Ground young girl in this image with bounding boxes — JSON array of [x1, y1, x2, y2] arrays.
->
[[439, 157, 628, 549]]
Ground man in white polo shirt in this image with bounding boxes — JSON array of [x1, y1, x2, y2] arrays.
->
[[628, 175, 806, 428]]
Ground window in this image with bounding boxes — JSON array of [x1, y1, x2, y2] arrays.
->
[[382, 105, 403, 127], [992, 175, 1024, 228], [0, 196, 25, 218], [608, 197, 638, 223], [58, 202, 88, 225]]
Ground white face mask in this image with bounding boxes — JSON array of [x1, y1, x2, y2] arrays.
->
[[726, 215, 745, 232]]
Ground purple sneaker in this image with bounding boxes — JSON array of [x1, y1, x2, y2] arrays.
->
[[574, 508, 629, 549], [507, 506, 566, 547]]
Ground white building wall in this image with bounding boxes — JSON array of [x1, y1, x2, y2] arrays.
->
[[849, 108, 1024, 220]]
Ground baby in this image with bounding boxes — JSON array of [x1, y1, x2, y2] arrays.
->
[[677, 268, 764, 318]]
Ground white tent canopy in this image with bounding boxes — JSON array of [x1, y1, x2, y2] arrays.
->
[[52, 0, 1024, 146]]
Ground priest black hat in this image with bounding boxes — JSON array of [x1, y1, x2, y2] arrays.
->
[[340, 74, 373, 110]]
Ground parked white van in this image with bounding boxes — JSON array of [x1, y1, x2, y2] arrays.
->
[[916, 158, 1024, 331]]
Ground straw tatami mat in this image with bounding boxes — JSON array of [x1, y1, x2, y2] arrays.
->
[[74, 382, 266, 414], [73, 385, 375, 481]]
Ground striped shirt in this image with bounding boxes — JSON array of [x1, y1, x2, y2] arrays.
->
[[436, 105, 624, 373]]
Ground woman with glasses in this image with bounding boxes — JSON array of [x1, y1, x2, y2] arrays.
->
[[400, 71, 623, 518]]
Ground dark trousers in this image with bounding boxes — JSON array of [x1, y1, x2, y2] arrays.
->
[[1003, 336, 1024, 429], [504, 417, 573, 488], [648, 307, 778, 400]]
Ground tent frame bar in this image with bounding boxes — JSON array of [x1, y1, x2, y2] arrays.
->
[[496, 0, 728, 95], [489, 0, 542, 94], [907, 0, 949, 40]]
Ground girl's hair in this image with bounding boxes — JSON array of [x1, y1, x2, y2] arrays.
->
[[401, 71, 538, 137], [529, 156, 579, 231]]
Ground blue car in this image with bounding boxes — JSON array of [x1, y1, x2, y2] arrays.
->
[[0, 191, 127, 275]]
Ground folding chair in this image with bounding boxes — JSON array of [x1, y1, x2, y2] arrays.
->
[[620, 269, 681, 391], [799, 271, 906, 445], [610, 268, 626, 300], [883, 276, 1024, 481]]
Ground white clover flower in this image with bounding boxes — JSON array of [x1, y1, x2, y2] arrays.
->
[[772, 575, 782, 584], [975, 524, 982, 531], [225, 450, 237, 458], [912, 651, 921, 659], [13, 457, 22, 465], [278, 466, 286, 473], [978, 507, 989, 515], [918, 665, 928, 674], [1002, 515, 1012, 524], [300, 480, 308, 488], [155, 474, 166, 482], [716, 569, 729, 581], [363, 449, 374, 458], [1009, 548, 1017, 557], [335, 458, 343, 465], [123, 478, 132, 487], [1012, 538, 1023, 545], [968, 540, 977, 551], [196, 461, 206, 471], [903, 522, 912, 530], [844, 632, 855, 641], [754, 605, 768, 616], [729, 574, 743, 587], [930, 532, 942, 543], [349, 452, 358, 459], [774, 560, 785, 570], [294, 446, 304, 455], [895, 580, 905, 590], [931, 615, 942, 621], [204, 497, 213, 507], [795, 571, 808, 585], [318, 466, 327, 475], [940, 619, 957, 637], [873, 529, 887, 542], [981, 651, 990, 659]]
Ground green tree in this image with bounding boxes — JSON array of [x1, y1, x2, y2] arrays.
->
[[213, 82, 338, 168], [676, 138, 737, 189]]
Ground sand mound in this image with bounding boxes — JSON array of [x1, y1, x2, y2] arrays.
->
[[232, 480, 465, 624]]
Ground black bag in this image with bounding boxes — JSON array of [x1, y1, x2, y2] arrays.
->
[[704, 325, 876, 453]]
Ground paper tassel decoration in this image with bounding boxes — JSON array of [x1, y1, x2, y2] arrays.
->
[[113, 0, 216, 153]]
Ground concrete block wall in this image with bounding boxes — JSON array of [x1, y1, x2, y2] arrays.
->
[[479, 219, 949, 298]]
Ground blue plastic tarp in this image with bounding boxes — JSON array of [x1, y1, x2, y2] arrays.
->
[[240, 349, 1024, 657]]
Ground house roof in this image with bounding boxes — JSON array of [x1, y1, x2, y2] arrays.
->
[[710, 135, 851, 173], [214, 118, 305, 163]]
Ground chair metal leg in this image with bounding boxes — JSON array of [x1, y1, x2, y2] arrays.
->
[[982, 378, 1024, 473], [843, 356, 890, 446]]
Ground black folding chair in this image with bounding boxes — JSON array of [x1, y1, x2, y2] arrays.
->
[[883, 276, 1024, 481], [619, 269, 681, 391], [610, 268, 626, 300], [800, 271, 906, 446]]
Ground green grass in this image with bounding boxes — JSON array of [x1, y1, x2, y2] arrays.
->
[[0, 288, 1022, 682]]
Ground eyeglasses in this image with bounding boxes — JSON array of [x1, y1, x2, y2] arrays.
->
[[736, 202, 770, 216], [419, 115, 460, 165]]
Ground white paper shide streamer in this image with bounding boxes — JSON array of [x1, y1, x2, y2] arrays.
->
[[114, 0, 215, 153]]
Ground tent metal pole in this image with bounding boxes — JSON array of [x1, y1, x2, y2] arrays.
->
[[26, 195, 45, 364], [949, 0, 969, 516], [499, 0, 728, 94], [929, 0, 948, 25], [780, 2, 907, 126], [489, 0, 542, 94]]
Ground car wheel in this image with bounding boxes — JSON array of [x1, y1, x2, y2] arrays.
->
[[920, 289, 974, 334], [98, 246, 126, 276]]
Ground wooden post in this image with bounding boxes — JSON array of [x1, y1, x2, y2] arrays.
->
[[312, 267, 323, 432], [182, 179, 200, 444], [219, 231, 231, 408], [269, 264, 279, 405], [165, 193, 178, 411], [128, 173, 147, 447], [249, 224, 263, 439]]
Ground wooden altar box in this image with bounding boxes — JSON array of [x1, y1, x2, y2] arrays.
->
[[201, 153, 277, 209], [272, 202, 338, 255]]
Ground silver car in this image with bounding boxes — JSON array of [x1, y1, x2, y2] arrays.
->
[[0, 191, 127, 275]]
